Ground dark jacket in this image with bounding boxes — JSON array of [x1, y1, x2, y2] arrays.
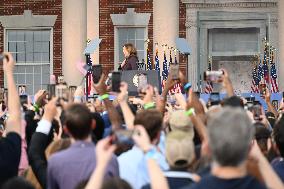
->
[[28, 132, 49, 188], [120, 55, 138, 70]]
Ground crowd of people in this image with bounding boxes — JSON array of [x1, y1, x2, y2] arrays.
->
[[0, 51, 284, 189]]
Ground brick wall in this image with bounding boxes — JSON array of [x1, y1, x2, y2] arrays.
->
[[0, 0, 62, 86], [99, 0, 154, 74]]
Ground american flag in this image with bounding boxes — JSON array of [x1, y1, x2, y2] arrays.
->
[[154, 48, 160, 77], [146, 48, 152, 70], [251, 65, 259, 93], [257, 59, 263, 87], [262, 50, 270, 84], [162, 51, 168, 81], [204, 59, 213, 94], [270, 51, 279, 93]]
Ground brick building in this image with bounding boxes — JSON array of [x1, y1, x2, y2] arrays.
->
[[0, 0, 284, 94], [0, 0, 186, 94]]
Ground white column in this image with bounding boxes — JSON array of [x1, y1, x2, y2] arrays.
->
[[278, 1, 284, 91], [87, 0, 100, 65], [62, 0, 87, 85], [153, 0, 179, 66], [186, 10, 198, 90]]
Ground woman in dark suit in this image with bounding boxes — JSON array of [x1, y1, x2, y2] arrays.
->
[[118, 43, 139, 71]]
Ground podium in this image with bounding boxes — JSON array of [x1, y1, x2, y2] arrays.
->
[[121, 70, 162, 96]]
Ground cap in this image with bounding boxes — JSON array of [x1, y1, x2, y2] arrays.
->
[[166, 130, 195, 169], [169, 110, 194, 139]]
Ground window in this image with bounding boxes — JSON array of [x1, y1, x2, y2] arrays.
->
[[117, 27, 146, 63], [6, 29, 51, 94]]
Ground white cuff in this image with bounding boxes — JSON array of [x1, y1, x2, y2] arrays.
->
[[36, 119, 52, 135]]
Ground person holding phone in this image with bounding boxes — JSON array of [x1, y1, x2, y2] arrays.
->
[[118, 43, 138, 71]]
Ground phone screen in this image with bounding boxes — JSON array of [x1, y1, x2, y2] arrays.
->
[[19, 95, 28, 106], [252, 104, 262, 121], [112, 130, 134, 146], [210, 92, 220, 102], [55, 84, 69, 100], [170, 64, 179, 80], [137, 73, 148, 92], [92, 65, 102, 84], [112, 72, 121, 92], [18, 85, 26, 95]]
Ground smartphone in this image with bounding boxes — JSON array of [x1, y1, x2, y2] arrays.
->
[[282, 92, 284, 102], [112, 130, 134, 146], [47, 84, 56, 100], [170, 63, 179, 80], [259, 84, 266, 97], [210, 92, 220, 102], [92, 65, 103, 84], [252, 104, 262, 121], [18, 85, 26, 95], [204, 70, 223, 83], [69, 86, 77, 99], [55, 84, 69, 101], [0, 88, 4, 101], [137, 73, 148, 93], [19, 94, 28, 106], [111, 72, 121, 92], [272, 100, 279, 110]]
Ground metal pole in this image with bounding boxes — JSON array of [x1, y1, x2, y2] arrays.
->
[[85, 54, 89, 101]]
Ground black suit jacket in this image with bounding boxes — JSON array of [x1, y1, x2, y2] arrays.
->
[[28, 132, 49, 189]]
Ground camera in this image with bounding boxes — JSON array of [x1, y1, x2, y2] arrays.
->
[[204, 70, 224, 82]]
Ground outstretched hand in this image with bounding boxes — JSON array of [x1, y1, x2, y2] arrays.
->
[[93, 74, 107, 95]]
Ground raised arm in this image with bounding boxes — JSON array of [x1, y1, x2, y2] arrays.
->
[[85, 137, 116, 189], [117, 82, 135, 129], [264, 90, 279, 118], [220, 69, 234, 97], [249, 141, 284, 189], [133, 125, 169, 189], [94, 74, 122, 130], [3, 52, 21, 135]]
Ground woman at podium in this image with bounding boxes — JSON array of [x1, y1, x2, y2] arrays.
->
[[118, 43, 138, 71]]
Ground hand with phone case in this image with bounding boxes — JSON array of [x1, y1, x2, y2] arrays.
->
[[92, 65, 103, 84]]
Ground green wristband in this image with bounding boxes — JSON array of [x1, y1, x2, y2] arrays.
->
[[144, 102, 155, 110], [185, 108, 195, 116], [33, 103, 40, 113], [99, 94, 109, 101]]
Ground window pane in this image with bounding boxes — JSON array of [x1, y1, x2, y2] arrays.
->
[[34, 74, 41, 85], [26, 74, 33, 85], [118, 28, 128, 39], [34, 42, 42, 53], [42, 74, 49, 85], [137, 51, 144, 61], [25, 31, 33, 42], [17, 31, 25, 41], [41, 31, 50, 41], [128, 30, 135, 40], [136, 28, 144, 39], [17, 66, 26, 73], [17, 74, 25, 84], [42, 42, 49, 53], [8, 31, 17, 41], [42, 53, 49, 62], [8, 42, 17, 52], [26, 41, 33, 53], [26, 53, 33, 62], [34, 53, 41, 62], [42, 65, 50, 75], [17, 42, 25, 53], [136, 40, 144, 50], [34, 31, 42, 42], [17, 53, 25, 63], [34, 65, 41, 73]]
